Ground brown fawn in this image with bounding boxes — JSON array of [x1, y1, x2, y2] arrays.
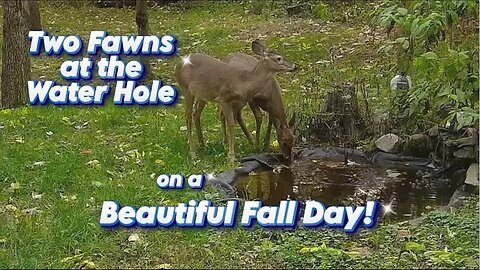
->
[[174, 40, 295, 163], [221, 53, 296, 160]]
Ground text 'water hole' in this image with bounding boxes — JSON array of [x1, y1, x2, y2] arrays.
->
[[234, 159, 456, 221]]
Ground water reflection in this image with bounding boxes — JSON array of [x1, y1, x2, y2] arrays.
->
[[235, 160, 455, 221]]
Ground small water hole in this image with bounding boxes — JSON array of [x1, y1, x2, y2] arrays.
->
[[234, 159, 456, 221]]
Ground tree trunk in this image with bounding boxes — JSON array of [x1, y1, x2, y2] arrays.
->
[[25, 0, 42, 31], [1, 0, 31, 109], [135, 0, 151, 80]]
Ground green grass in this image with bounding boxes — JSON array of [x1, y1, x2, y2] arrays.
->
[[0, 1, 478, 268]]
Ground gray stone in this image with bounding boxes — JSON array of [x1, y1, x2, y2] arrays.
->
[[404, 133, 432, 157], [286, 3, 312, 16], [453, 146, 477, 159], [428, 125, 439, 137], [447, 188, 471, 211], [445, 136, 476, 147], [375, 133, 402, 153], [465, 163, 479, 187]]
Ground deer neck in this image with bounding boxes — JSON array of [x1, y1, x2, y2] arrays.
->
[[245, 59, 273, 94], [272, 91, 289, 130]]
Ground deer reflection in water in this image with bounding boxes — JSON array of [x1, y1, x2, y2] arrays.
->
[[237, 169, 296, 205]]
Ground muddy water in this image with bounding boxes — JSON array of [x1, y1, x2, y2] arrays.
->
[[234, 159, 455, 221]]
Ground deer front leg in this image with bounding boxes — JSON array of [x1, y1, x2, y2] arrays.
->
[[193, 99, 206, 149], [222, 104, 236, 164], [220, 109, 227, 145], [263, 114, 273, 151], [184, 91, 196, 160], [235, 107, 255, 146], [250, 102, 263, 148]]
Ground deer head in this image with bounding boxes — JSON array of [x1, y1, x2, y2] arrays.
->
[[278, 126, 295, 160], [252, 39, 296, 72], [276, 112, 297, 161]]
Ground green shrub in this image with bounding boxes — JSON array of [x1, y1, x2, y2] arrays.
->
[[376, 0, 479, 131], [313, 2, 330, 20]]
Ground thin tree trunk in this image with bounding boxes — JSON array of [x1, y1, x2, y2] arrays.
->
[[135, 0, 151, 80], [1, 0, 31, 109], [25, 0, 42, 31]]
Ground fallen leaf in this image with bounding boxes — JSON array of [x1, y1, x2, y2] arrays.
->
[[62, 116, 74, 126], [74, 121, 89, 130], [81, 150, 93, 155], [80, 259, 96, 269], [22, 207, 41, 216], [86, 159, 100, 168], [9, 182, 20, 191], [5, 204, 18, 212], [271, 140, 279, 149], [346, 160, 358, 166], [60, 193, 77, 202], [156, 263, 171, 269], [32, 192, 43, 200], [398, 229, 411, 238], [128, 233, 141, 243], [386, 169, 402, 178], [91, 181, 104, 188], [33, 161, 45, 167], [60, 254, 83, 264]]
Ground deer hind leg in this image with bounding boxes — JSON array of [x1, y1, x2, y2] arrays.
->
[[235, 107, 255, 146], [221, 103, 236, 164], [250, 102, 263, 148], [263, 114, 273, 151], [193, 99, 206, 149], [184, 89, 196, 160]]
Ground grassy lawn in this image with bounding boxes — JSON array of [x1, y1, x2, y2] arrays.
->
[[0, 2, 478, 268]]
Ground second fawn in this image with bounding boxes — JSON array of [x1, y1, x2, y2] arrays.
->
[[221, 53, 296, 160]]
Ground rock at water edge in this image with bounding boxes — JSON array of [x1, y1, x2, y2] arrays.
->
[[465, 163, 479, 187], [375, 133, 401, 153]]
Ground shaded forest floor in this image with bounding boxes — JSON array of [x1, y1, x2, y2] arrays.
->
[[0, 2, 478, 268]]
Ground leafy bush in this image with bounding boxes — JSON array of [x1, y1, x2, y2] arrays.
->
[[412, 47, 478, 129], [376, 0, 479, 131]]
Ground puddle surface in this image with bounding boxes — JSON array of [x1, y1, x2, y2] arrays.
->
[[234, 159, 456, 221]]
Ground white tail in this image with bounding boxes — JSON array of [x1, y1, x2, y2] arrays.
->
[[175, 40, 295, 163], [222, 53, 295, 160]]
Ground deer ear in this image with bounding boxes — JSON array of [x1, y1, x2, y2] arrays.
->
[[252, 39, 268, 56]]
